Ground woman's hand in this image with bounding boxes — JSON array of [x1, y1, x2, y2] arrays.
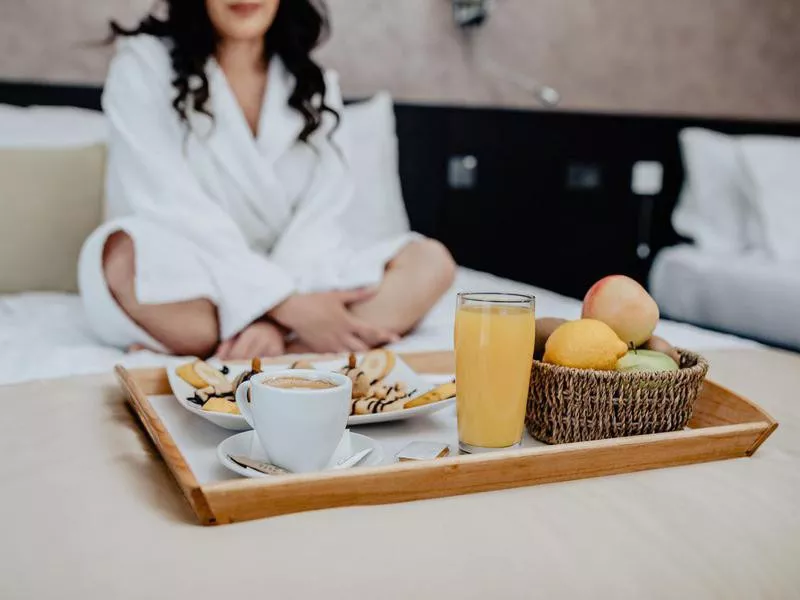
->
[[270, 289, 399, 353], [215, 320, 286, 360]]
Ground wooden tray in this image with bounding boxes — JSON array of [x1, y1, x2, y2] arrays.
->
[[116, 351, 777, 526]]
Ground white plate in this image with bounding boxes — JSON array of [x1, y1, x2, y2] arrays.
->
[[166, 362, 250, 431], [346, 396, 455, 425], [217, 430, 383, 478], [167, 355, 452, 431]]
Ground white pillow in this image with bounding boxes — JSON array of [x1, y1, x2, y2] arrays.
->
[[0, 105, 108, 293], [673, 128, 760, 253], [340, 92, 410, 240], [0, 104, 108, 148], [0, 144, 106, 293], [740, 136, 800, 261]]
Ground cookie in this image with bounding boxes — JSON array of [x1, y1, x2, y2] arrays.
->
[[290, 359, 315, 370], [232, 357, 262, 402], [350, 382, 412, 414], [202, 396, 240, 415], [341, 353, 371, 398], [359, 349, 396, 383], [176, 361, 212, 389], [404, 382, 456, 409]]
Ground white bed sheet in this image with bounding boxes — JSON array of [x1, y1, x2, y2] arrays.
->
[[651, 245, 800, 349], [0, 267, 759, 386]]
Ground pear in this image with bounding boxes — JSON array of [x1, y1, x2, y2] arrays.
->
[[616, 350, 679, 373]]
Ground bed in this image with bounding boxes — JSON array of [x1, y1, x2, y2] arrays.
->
[[648, 127, 800, 351], [0, 81, 783, 385], [652, 245, 800, 350], [0, 266, 760, 386], [2, 83, 800, 600]]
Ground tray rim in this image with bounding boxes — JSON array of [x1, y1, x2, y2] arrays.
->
[[116, 351, 778, 526]]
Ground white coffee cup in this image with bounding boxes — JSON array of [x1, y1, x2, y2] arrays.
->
[[235, 369, 352, 473]]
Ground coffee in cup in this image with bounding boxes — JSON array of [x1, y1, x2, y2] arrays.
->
[[235, 369, 352, 473], [264, 376, 338, 390]]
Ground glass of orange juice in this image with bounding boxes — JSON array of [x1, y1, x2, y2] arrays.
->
[[454, 293, 536, 453]]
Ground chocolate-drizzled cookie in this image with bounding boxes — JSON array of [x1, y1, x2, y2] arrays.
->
[[232, 357, 262, 402]]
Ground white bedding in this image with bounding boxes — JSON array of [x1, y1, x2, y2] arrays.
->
[[651, 245, 800, 349], [0, 267, 759, 386]]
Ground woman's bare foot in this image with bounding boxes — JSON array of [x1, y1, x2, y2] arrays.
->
[[285, 340, 313, 355], [215, 320, 286, 360]]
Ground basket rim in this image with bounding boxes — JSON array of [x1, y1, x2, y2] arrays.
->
[[532, 348, 709, 381]]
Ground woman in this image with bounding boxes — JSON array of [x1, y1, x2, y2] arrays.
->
[[79, 0, 455, 359]]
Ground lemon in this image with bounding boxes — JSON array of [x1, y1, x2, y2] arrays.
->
[[543, 319, 628, 370]]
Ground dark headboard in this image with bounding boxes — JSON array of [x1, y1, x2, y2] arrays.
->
[[395, 105, 800, 298], [4, 80, 800, 299]]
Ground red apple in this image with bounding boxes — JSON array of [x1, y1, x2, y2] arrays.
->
[[582, 275, 659, 347]]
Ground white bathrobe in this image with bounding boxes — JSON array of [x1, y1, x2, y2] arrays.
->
[[78, 35, 414, 350]]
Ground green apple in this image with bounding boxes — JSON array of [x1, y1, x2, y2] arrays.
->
[[616, 350, 679, 373]]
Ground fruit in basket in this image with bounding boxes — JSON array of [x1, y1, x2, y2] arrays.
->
[[543, 319, 628, 370], [534, 317, 568, 360], [616, 349, 679, 373], [582, 275, 659, 347], [641, 335, 681, 365]]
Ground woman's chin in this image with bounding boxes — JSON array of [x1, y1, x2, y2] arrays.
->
[[219, 21, 272, 41], [225, 31, 268, 43]]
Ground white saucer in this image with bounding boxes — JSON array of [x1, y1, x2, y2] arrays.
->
[[217, 430, 383, 478]]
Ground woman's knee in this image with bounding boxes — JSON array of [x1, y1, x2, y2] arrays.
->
[[98, 230, 219, 357], [166, 301, 220, 358], [102, 231, 136, 302], [409, 238, 457, 289]]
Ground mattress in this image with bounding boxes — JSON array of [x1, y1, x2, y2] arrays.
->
[[651, 245, 800, 350], [0, 267, 759, 386]]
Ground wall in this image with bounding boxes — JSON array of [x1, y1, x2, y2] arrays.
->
[[2, 0, 800, 120]]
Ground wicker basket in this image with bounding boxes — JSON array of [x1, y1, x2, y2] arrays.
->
[[526, 349, 709, 444]]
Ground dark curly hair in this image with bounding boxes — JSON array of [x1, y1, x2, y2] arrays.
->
[[110, 0, 338, 143]]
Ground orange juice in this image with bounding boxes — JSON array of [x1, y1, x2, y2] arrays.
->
[[455, 299, 535, 450]]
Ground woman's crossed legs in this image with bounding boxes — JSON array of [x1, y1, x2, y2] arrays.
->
[[101, 231, 456, 359]]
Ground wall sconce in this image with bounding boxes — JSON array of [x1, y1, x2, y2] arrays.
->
[[452, 1, 561, 108], [453, 0, 490, 28]]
